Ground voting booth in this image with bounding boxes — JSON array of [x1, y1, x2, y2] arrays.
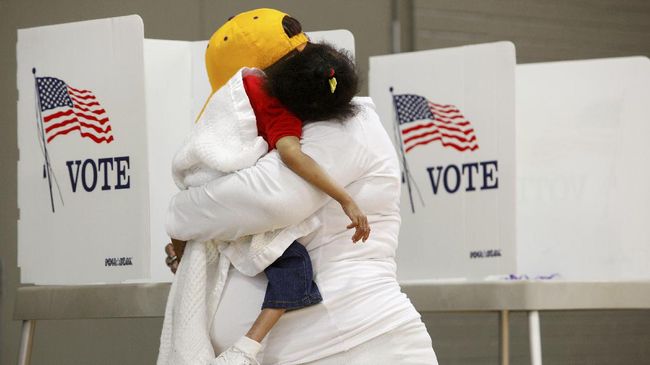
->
[[16, 15, 355, 285], [370, 46, 650, 281], [369, 42, 517, 280]]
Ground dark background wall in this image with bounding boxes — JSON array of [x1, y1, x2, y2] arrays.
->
[[412, 0, 650, 62], [1, 1, 649, 364]]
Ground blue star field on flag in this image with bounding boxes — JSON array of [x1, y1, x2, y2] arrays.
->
[[393, 94, 434, 124], [36, 77, 74, 111]]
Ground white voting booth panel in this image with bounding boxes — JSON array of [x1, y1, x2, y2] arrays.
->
[[516, 57, 650, 281], [369, 42, 517, 281], [17, 16, 150, 285], [369, 46, 650, 282], [143, 39, 206, 283], [17, 15, 354, 285]]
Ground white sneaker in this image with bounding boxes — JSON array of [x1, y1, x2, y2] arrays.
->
[[211, 336, 261, 365]]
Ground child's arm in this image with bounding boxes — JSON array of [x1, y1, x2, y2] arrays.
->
[[276, 136, 370, 243]]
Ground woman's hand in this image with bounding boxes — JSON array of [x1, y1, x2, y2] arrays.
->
[[165, 238, 187, 274], [342, 200, 370, 243]]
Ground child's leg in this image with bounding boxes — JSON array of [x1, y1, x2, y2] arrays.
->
[[246, 308, 286, 342], [215, 242, 321, 363], [247, 240, 322, 343]]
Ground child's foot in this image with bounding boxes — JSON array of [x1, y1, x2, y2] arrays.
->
[[211, 336, 261, 365]]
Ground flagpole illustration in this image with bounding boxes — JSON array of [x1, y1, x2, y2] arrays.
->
[[390, 87, 416, 213], [33, 68, 55, 213]]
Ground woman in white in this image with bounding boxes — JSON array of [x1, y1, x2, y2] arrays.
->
[[165, 94, 439, 364]]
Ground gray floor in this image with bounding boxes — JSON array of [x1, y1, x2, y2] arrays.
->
[[424, 310, 650, 365], [15, 310, 650, 365]]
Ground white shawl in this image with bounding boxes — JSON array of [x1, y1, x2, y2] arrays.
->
[[157, 68, 319, 365]]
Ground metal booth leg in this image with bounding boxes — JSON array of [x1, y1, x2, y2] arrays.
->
[[18, 320, 35, 365], [528, 310, 542, 365], [499, 310, 510, 365]]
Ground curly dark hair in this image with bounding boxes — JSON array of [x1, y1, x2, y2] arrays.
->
[[264, 42, 360, 123]]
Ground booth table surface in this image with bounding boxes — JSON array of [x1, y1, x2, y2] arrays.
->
[[14, 281, 650, 320]]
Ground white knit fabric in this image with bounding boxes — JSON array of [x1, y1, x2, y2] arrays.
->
[[171, 67, 267, 190], [157, 68, 319, 365]]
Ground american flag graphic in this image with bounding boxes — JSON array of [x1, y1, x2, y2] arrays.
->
[[36, 77, 113, 144], [393, 94, 478, 153]]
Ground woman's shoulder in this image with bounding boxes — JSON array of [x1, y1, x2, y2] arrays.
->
[[352, 96, 376, 110]]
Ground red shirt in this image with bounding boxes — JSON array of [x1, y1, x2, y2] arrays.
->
[[242, 74, 302, 151]]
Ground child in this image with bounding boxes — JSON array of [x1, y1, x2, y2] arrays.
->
[[234, 42, 365, 361], [172, 42, 366, 365], [248, 41, 368, 245]]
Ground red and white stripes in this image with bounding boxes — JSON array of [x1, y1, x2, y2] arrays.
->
[[43, 86, 113, 144]]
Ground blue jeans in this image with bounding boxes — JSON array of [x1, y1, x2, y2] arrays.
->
[[262, 240, 323, 310]]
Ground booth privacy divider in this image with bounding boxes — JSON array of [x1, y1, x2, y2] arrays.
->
[[370, 46, 650, 281]]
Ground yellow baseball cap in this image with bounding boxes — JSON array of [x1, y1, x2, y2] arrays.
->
[[205, 8, 309, 92]]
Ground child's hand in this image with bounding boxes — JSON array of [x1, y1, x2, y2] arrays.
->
[[342, 201, 370, 243]]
